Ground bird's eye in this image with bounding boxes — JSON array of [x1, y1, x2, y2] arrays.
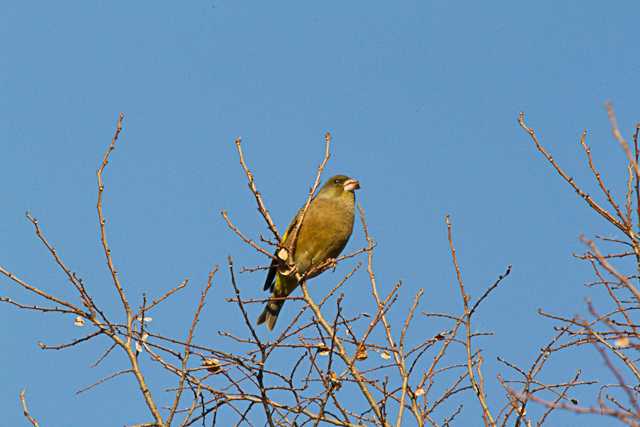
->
[[334, 179, 341, 184]]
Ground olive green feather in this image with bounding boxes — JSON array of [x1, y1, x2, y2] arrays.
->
[[257, 175, 360, 330]]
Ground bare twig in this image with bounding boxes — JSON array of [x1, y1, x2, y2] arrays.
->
[[285, 132, 331, 264], [446, 215, 495, 427], [233, 138, 282, 242], [19, 390, 40, 427], [519, 112, 628, 235]]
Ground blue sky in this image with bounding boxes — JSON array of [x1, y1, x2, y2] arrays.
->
[[2, 1, 640, 425]]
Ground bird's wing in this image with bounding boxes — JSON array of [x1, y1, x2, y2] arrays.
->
[[263, 208, 303, 291], [263, 257, 278, 291]]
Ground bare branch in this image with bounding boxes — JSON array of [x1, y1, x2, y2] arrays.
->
[[19, 390, 40, 427], [233, 138, 282, 242]]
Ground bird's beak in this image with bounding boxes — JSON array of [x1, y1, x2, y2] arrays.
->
[[343, 179, 361, 192]]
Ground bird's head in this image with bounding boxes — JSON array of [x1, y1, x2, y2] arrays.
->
[[317, 175, 361, 199]]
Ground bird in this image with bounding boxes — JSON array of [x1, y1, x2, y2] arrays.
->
[[257, 175, 361, 330]]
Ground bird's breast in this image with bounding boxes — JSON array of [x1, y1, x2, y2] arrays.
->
[[293, 196, 355, 273]]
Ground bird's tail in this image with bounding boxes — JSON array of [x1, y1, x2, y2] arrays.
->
[[257, 298, 284, 330], [258, 273, 297, 330]]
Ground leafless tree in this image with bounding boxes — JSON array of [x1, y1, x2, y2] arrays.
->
[[2, 105, 639, 426], [495, 104, 640, 427]]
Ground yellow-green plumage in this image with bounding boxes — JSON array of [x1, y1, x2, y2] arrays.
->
[[257, 175, 360, 330]]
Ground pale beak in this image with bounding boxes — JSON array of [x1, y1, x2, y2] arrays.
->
[[343, 179, 361, 192]]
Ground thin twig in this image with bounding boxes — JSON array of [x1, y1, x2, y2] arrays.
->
[[234, 138, 282, 242], [446, 215, 495, 427], [19, 390, 40, 427]]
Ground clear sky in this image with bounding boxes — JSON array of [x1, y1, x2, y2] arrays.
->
[[2, 1, 640, 426]]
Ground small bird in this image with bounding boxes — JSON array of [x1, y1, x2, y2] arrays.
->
[[257, 175, 361, 330]]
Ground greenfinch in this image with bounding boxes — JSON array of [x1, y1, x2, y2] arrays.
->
[[257, 175, 361, 330]]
